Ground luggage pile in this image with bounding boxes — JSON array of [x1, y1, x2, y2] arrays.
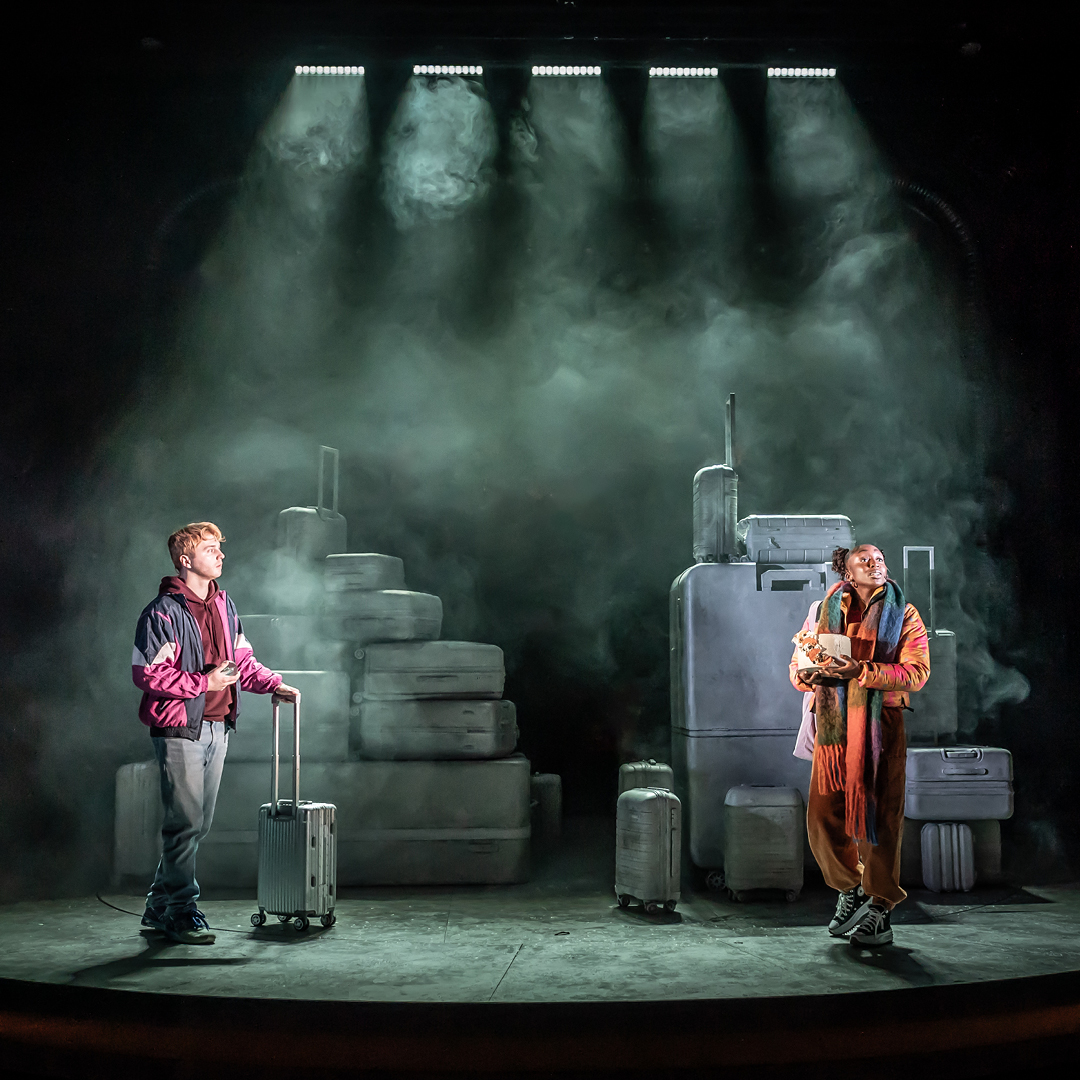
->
[[614, 759, 682, 914]]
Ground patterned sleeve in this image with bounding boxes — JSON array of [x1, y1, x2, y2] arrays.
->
[[857, 604, 930, 694]]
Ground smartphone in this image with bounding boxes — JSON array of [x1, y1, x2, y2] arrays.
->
[[220, 661, 238, 677]]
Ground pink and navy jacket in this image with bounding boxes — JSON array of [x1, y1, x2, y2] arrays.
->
[[132, 581, 281, 739]]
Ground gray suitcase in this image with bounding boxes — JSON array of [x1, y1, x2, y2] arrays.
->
[[901, 818, 1002, 887], [618, 759, 674, 794], [322, 590, 442, 643], [277, 448, 347, 563], [234, 671, 350, 762], [905, 746, 1014, 820], [323, 553, 405, 592], [693, 464, 739, 563], [240, 614, 352, 671], [531, 772, 562, 848], [737, 514, 855, 564], [356, 698, 518, 760], [722, 786, 804, 901], [354, 640, 505, 699], [921, 822, 975, 892], [615, 787, 681, 914], [670, 560, 820, 869], [113, 760, 163, 881], [252, 698, 337, 931]]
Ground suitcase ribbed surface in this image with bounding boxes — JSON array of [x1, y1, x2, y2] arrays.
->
[[921, 822, 975, 892], [257, 802, 336, 917]]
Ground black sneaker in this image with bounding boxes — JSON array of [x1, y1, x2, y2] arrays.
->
[[164, 907, 216, 945], [850, 902, 893, 946], [828, 884, 871, 937], [140, 905, 167, 933]]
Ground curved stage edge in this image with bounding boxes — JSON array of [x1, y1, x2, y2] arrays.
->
[[3, 970, 1080, 1079]]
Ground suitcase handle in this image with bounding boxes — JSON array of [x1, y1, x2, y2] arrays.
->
[[271, 697, 302, 816], [902, 546, 935, 632], [318, 445, 339, 516]]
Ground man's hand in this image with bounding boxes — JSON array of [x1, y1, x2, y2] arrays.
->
[[823, 656, 862, 680], [273, 683, 301, 703], [206, 662, 240, 693]]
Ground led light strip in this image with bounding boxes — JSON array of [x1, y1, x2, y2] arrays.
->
[[767, 67, 836, 78], [295, 65, 364, 76], [648, 67, 719, 77], [414, 65, 483, 76], [531, 65, 602, 77]]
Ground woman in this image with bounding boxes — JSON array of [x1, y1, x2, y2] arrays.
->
[[790, 544, 929, 946]]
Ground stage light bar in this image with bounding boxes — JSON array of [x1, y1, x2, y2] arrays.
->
[[767, 67, 836, 78], [530, 66, 602, 77], [413, 64, 483, 76], [648, 67, 719, 78], [294, 65, 365, 76]]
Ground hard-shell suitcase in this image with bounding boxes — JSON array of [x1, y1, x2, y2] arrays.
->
[[324, 553, 405, 592], [252, 697, 337, 931], [618, 759, 674, 795], [722, 786, 804, 901], [615, 788, 681, 914], [277, 446, 347, 563], [354, 640, 505, 700], [901, 818, 1002, 887], [241, 614, 352, 672], [234, 671, 350, 762], [113, 760, 163, 881], [355, 698, 518, 760], [905, 746, 1014, 820], [737, 515, 855, 565], [693, 464, 738, 564], [322, 590, 442, 643], [921, 822, 976, 892], [531, 772, 562, 848]]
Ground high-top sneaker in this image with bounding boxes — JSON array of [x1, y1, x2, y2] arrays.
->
[[850, 902, 893, 946], [828, 884, 871, 937]]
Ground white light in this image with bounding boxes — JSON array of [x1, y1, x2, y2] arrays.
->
[[648, 65, 718, 77], [531, 64, 601, 77]]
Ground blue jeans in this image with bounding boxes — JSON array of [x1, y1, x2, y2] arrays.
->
[[147, 722, 229, 915]]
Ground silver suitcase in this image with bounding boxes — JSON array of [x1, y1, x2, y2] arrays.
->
[[277, 446, 347, 564], [921, 822, 975, 892], [322, 590, 442, 643], [113, 760, 163, 881], [905, 746, 1014, 820], [240, 614, 351, 672], [693, 464, 738, 563], [615, 788, 681, 913], [355, 698, 517, 760], [670, 561, 820, 870], [324, 553, 405, 592], [901, 818, 1002, 887], [722, 786, 804, 901], [618, 759, 674, 794], [737, 515, 855, 564], [252, 697, 337, 931], [355, 640, 505, 699], [234, 671, 350, 762]]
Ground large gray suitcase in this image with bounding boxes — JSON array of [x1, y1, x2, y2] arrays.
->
[[722, 786, 803, 901], [670, 560, 820, 869], [905, 746, 1014, 820], [253, 697, 337, 931], [737, 515, 855, 564], [323, 552, 405, 592], [113, 760, 163, 881], [234, 671, 350, 762], [615, 788, 681, 913], [618, 759, 674, 794], [199, 755, 531, 887], [277, 446, 348, 563], [355, 698, 518, 760], [693, 464, 738, 563], [322, 590, 442, 643], [354, 640, 505, 700], [240, 614, 351, 671]]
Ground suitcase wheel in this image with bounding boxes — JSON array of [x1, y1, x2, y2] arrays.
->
[[277, 914, 291, 923], [250, 911, 267, 927], [616, 894, 632, 909], [730, 890, 746, 903], [294, 916, 310, 933], [785, 890, 800, 903], [644, 901, 660, 915], [320, 912, 336, 928], [704, 870, 725, 892], [663, 900, 677, 913]]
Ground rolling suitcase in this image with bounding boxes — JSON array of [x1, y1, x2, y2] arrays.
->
[[905, 746, 1014, 820], [234, 671, 350, 762], [322, 590, 443, 643], [737, 515, 855, 564], [615, 788, 681, 914], [355, 698, 518, 760], [252, 697, 337, 932], [693, 464, 738, 563], [722, 786, 804, 902], [113, 760, 163, 881], [277, 446, 348, 563], [921, 822, 976, 892], [240, 614, 351, 672], [324, 553, 405, 592], [618, 759, 674, 794], [354, 640, 505, 699]]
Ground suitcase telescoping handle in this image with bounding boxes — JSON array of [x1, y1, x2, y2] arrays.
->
[[902, 545, 935, 633], [270, 696, 302, 816], [318, 445, 339, 517]]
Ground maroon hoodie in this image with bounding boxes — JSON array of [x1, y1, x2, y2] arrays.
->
[[159, 575, 233, 722]]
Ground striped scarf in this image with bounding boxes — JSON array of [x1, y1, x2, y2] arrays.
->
[[813, 579, 905, 844]]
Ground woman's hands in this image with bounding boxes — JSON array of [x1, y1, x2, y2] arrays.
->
[[800, 657, 863, 686]]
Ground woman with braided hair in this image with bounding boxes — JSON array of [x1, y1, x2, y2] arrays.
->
[[789, 544, 930, 946]]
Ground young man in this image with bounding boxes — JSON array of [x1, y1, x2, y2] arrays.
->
[[790, 544, 929, 946], [132, 522, 299, 944]]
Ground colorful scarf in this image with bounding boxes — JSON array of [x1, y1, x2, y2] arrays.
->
[[813, 578, 905, 843]]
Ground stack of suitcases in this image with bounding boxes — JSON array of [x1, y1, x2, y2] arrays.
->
[[114, 451, 531, 889]]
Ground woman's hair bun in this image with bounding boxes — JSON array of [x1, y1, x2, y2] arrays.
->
[[831, 547, 850, 577]]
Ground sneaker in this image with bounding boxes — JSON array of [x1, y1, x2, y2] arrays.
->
[[164, 907, 216, 945], [850, 903, 893, 946], [140, 905, 168, 933], [828, 884, 871, 937]]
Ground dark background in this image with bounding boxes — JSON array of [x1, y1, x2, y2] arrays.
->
[[1, 2, 1077, 896]]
